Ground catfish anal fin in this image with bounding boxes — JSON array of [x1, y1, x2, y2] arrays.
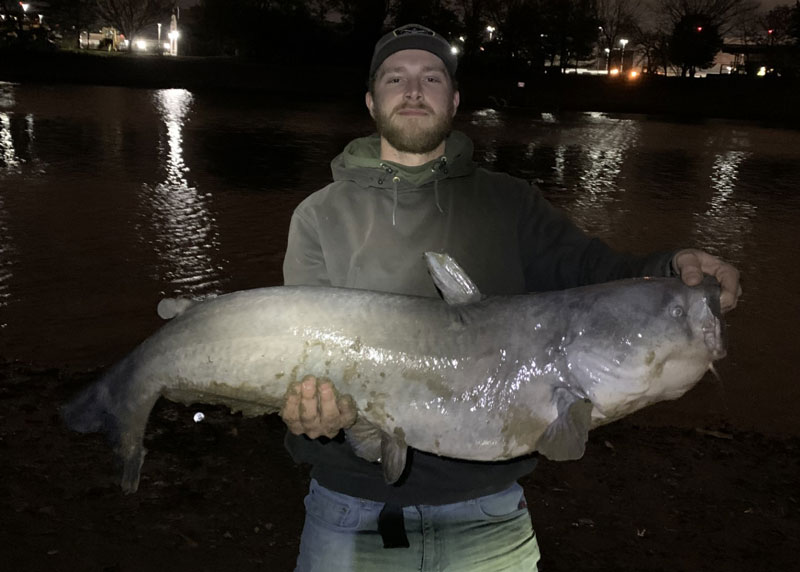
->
[[380, 432, 408, 484], [345, 420, 409, 484], [345, 419, 383, 462]]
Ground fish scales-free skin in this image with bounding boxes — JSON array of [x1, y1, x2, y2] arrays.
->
[[62, 261, 725, 493]]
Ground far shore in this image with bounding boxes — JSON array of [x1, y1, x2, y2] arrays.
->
[[1, 50, 798, 124]]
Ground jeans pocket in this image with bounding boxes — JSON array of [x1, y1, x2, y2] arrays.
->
[[304, 482, 364, 531], [476, 483, 528, 521]]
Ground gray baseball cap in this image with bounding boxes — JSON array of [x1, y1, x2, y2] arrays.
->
[[369, 24, 457, 79]]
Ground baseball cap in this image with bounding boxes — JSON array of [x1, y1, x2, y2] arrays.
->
[[369, 24, 458, 80]]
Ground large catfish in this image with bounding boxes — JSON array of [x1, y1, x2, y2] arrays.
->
[[62, 253, 726, 493]]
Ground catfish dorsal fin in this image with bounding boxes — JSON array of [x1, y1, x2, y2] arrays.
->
[[156, 297, 196, 320], [423, 252, 482, 305]]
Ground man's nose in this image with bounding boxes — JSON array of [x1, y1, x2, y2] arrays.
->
[[403, 77, 423, 99]]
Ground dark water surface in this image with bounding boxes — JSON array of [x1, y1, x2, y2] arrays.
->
[[1, 82, 798, 435]]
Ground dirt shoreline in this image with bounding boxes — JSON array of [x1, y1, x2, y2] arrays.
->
[[1, 361, 797, 572], [2, 51, 799, 124]]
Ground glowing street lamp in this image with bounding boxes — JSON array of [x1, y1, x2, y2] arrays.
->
[[168, 30, 179, 56], [604, 47, 610, 73], [619, 38, 629, 73], [486, 25, 495, 41], [168, 11, 178, 56]]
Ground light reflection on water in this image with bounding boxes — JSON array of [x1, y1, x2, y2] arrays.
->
[[0, 83, 799, 435], [696, 150, 757, 258], [0, 113, 20, 171], [141, 88, 224, 296], [0, 187, 11, 319], [0, 105, 18, 322]]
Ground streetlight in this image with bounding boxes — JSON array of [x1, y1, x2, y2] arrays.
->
[[486, 25, 495, 41], [604, 47, 610, 73], [157, 22, 161, 52], [168, 30, 179, 56], [619, 38, 629, 73], [168, 11, 178, 56]]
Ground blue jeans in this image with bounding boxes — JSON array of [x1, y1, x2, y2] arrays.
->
[[295, 479, 540, 571]]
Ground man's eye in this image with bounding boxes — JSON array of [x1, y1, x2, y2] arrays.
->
[[425, 76, 442, 83], [386, 77, 401, 84]]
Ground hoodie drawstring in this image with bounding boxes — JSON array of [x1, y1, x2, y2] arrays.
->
[[392, 176, 399, 226], [432, 157, 448, 214], [380, 159, 448, 226], [433, 179, 443, 214]]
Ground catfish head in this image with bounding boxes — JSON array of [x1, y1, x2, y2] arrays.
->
[[565, 276, 726, 426]]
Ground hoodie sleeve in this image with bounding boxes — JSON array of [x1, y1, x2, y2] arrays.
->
[[283, 206, 331, 287], [518, 183, 676, 291]]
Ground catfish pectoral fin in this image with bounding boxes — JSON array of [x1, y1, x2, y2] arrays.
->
[[380, 432, 408, 484], [536, 389, 593, 461]]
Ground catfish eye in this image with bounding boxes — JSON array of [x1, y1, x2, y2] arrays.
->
[[670, 305, 685, 318]]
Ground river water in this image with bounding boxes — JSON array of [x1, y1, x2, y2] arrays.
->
[[0, 82, 797, 435]]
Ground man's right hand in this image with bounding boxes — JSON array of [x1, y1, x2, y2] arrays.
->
[[280, 375, 357, 439]]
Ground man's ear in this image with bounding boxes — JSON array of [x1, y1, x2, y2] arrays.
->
[[365, 91, 375, 119], [452, 90, 460, 117]]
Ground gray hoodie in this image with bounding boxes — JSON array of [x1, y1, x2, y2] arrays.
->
[[282, 130, 674, 504]]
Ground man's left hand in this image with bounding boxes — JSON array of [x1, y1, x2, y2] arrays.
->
[[672, 249, 742, 313]]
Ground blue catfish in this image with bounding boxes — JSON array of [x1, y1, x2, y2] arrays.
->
[[62, 253, 726, 492]]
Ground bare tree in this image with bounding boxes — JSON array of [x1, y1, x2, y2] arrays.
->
[[597, 0, 642, 54], [760, 4, 795, 45], [95, 0, 174, 39], [453, 0, 491, 55], [655, 0, 759, 36]]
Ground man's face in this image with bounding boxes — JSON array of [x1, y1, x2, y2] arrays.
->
[[366, 49, 460, 155]]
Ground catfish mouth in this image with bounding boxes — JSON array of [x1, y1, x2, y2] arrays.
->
[[703, 281, 727, 361]]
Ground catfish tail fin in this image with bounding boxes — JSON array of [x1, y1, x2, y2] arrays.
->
[[61, 382, 118, 436], [61, 364, 153, 494]]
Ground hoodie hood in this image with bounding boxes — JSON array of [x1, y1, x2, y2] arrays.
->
[[331, 130, 477, 190]]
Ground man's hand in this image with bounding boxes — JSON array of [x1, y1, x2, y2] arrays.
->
[[281, 375, 357, 439], [672, 249, 742, 313]]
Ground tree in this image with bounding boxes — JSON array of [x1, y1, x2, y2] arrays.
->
[[758, 3, 800, 76], [654, 0, 759, 75], [44, 0, 98, 47], [389, 0, 461, 38], [538, 0, 600, 71], [596, 0, 642, 63], [656, 0, 759, 36], [637, 28, 671, 74], [791, 1, 800, 45], [95, 0, 174, 40], [669, 12, 722, 75], [478, 0, 599, 72], [761, 4, 795, 45], [454, 0, 491, 57]]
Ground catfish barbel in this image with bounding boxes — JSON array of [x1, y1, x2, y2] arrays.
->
[[62, 253, 726, 492]]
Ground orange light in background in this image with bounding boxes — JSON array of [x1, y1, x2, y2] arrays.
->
[[609, 68, 620, 76], [629, 70, 639, 79]]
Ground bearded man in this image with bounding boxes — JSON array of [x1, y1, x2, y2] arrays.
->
[[280, 24, 741, 572]]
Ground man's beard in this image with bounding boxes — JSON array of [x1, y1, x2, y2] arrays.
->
[[373, 99, 454, 154]]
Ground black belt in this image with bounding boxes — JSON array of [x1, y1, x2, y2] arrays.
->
[[378, 503, 410, 548]]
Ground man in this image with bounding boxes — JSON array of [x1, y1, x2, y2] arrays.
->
[[280, 23, 741, 572]]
